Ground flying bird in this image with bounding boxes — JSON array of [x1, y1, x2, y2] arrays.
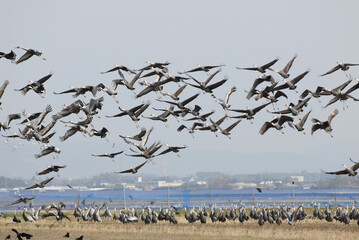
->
[[0, 80, 9, 109], [37, 165, 66, 175], [24, 177, 54, 190], [321, 62, 359, 77], [311, 109, 339, 137], [34, 145, 61, 158], [11, 228, 33, 239], [15, 72, 53, 97], [270, 54, 297, 79], [0, 50, 16, 61], [115, 161, 148, 174], [322, 158, 359, 177], [179, 64, 224, 74], [237, 58, 278, 73], [8, 196, 35, 206], [15, 46, 46, 64], [92, 151, 124, 159]]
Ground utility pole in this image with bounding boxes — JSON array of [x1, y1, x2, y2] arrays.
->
[[292, 181, 295, 204], [122, 183, 126, 210], [252, 186, 255, 206], [334, 176, 337, 208]]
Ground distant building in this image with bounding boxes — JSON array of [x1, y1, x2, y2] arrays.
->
[[291, 176, 304, 183], [157, 181, 184, 188], [230, 182, 256, 190]]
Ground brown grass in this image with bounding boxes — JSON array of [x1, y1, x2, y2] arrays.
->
[[0, 213, 358, 240]]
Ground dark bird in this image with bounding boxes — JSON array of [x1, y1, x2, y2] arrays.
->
[[8, 196, 35, 206], [13, 210, 21, 223], [15, 46, 46, 64], [53, 84, 102, 98], [311, 109, 339, 137], [270, 54, 297, 78], [34, 145, 61, 158], [324, 81, 359, 109], [15, 72, 53, 97], [322, 158, 359, 177], [246, 75, 276, 99], [117, 70, 144, 92], [107, 102, 150, 127], [155, 144, 187, 157], [229, 102, 271, 122], [321, 62, 359, 77], [92, 151, 124, 159], [115, 161, 148, 174], [256, 187, 262, 193], [179, 64, 224, 74], [24, 177, 54, 190], [259, 115, 294, 135], [185, 74, 228, 95], [59, 126, 87, 142], [88, 127, 109, 140], [157, 93, 200, 110], [288, 110, 312, 133], [37, 165, 66, 175], [75, 235, 84, 240], [214, 86, 236, 111], [0, 80, 9, 109], [136, 77, 172, 98], [11, 228, 33, 239], [63, 232, 70, 238], [177, 122, 204, 138], [138, 60, 170, 71], [101, 64, 136, 76], [272, 71, 309, 92], [0, 113, 21, 131], [212, 119, 241, 139], [237, 58, 278, 73], [119, 127, 146, 141], [269, 98, 310, 116], [52, 100, 83, 121], [0, 50, 16, 61], [198, 115, 227, 136], [161, 84, 187, 101]]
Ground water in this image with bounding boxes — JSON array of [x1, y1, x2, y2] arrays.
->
[[3, 187, 359, 211]]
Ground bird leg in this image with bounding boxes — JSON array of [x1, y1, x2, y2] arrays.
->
[[164, 123, 169, 128], [176, 153, 180, 157]]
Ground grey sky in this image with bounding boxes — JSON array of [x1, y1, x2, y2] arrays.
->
[[1, 1, 359, 179]]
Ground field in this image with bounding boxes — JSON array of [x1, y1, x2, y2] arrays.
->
[[1, 211, 358, 240]]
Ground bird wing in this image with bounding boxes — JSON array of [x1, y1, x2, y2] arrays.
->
[[252, 102, 271, 114], [333, 80, 352, 92], [134, 161, 148, 171], [236, 66, 258, 71], [133, 127, 147, 140], [282, 55, 297, 74], [344, 82, 359, 95], [322, 169, 348, 175], [37, 167, 52, 175], [224, 120, 241, 133], [321, 65, 341, 76], [41, 177, 54, 186], [177, 125, 187, 132], [272, 82, 288, 91], [207, 79, 228, 91], [129, 70, 144, 86], [224, 86, 236, 104], [0, 80, 9, 99], [15, 51, 33, 64], [180, 93, 200, 107], [328, 109, 339, 124], [25, 183, 39, 190], [204, 68, 221, 85], [299, 111, 311, 127], [37, 73, 53, 84], [260, 58, 279, 70], [351, 161, 359, 171], [259, 122, 272, 135], [289, 71, 309, 85], [269, 109, 291, 115], [324, 96, 340, 108]]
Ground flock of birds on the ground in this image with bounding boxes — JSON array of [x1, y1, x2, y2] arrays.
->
[[1, 46, 359, 238], [2, 201, 359, 239]]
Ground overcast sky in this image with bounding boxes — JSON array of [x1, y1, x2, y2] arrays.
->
[[1, 0, 359, 180]]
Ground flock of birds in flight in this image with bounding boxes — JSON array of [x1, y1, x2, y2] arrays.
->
[[1, 46, 359, 238]]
